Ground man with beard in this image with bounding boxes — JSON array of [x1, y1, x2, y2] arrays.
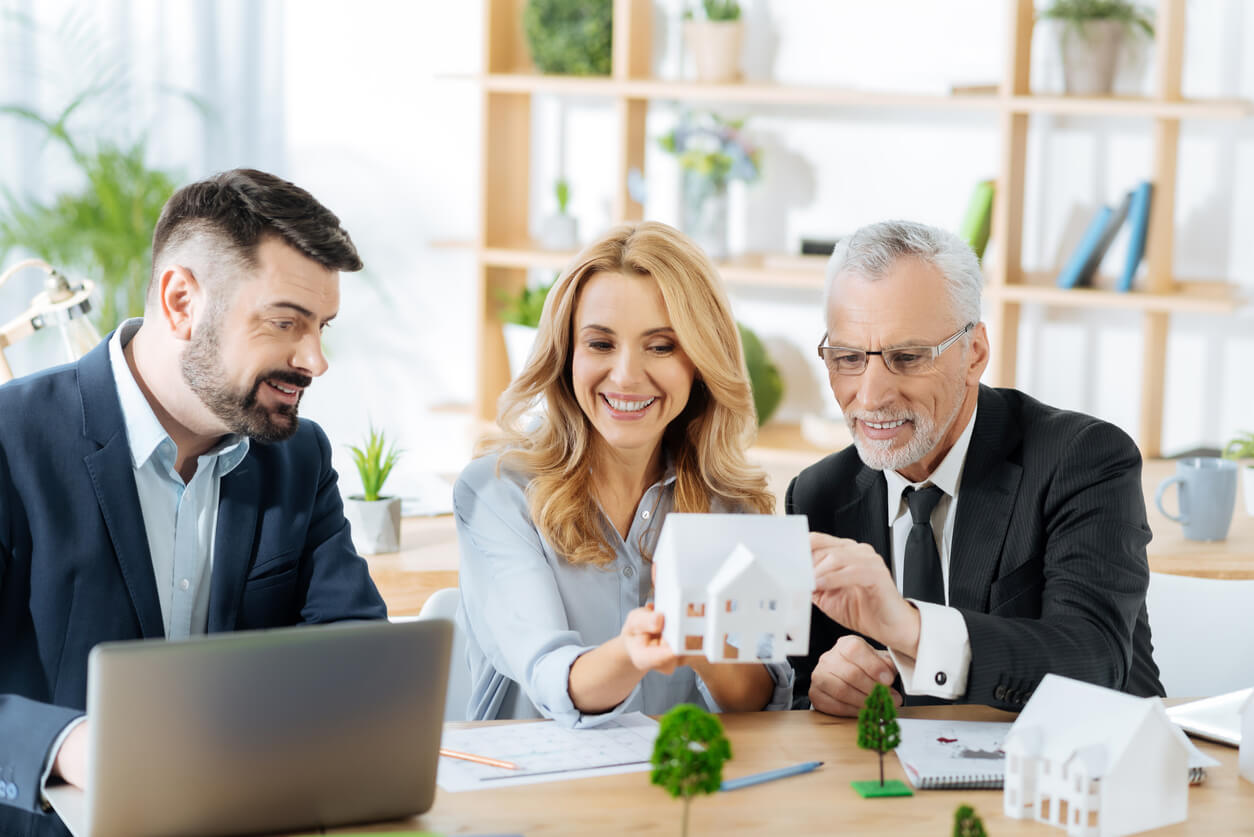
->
[[787, 220, 1162, 717], [0, 169, 386, 836]]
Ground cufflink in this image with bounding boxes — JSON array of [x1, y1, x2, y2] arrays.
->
[[994, 685, 1007, 700], [6, 782, 16, 800], [934, 671, 947, 686]]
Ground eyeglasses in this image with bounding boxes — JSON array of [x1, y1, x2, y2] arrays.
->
[[816, 322, 975, 376]]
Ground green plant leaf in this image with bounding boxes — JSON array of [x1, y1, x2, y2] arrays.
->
[[347, 425, 402, 501]]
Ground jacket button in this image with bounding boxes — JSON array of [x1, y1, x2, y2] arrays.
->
[[934, 671, 947, 686], [994, 686, 1007, 700]]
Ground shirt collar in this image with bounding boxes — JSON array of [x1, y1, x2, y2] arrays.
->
[[884, 402, 979, 525], [109, 319, 250, 476]]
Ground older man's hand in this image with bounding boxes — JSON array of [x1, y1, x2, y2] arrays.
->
[[809, 635, 901, 717], [810, 532, 921, 657]]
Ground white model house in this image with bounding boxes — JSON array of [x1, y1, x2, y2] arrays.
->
[[652, 513, 813, 664], [1241, 690, 1254, 783], [1003, 674, 1194, 837]]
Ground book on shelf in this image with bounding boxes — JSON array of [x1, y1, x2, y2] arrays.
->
[[1055, 190, 1132, 289], [1117, 180, 1154, 292], [958, 179, 995, 261]]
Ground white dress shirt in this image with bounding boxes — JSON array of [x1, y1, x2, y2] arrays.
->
[[882, 404, 978, 699]]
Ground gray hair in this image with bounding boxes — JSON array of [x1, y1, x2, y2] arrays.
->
[[823, 220, 983, 327]]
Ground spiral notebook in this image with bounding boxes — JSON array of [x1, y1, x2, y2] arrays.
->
[[894, 719, 1211, 790]]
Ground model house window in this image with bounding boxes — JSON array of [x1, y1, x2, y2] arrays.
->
[[687, 602, 706, 618], [725, 599, 737, 613]]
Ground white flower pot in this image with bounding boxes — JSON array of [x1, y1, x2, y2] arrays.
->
[[1056, 19, 1125, 96], [502, 322, 539, 380], [1244, 466, 1254, 516], [344, 495, 401, 555], [684, 20, 743, 83], [538, 213, 579, 251]]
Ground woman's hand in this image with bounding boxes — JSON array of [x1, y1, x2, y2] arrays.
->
[[620, 604, 680, 675]]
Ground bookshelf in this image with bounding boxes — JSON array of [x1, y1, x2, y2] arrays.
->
[[472, 0, 1251, 457]]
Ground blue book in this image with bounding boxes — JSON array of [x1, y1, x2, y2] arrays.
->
[[1057, 205, 1114, 289], [1117, 181, 1154, 292]]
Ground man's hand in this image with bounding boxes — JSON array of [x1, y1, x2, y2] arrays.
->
[[52, 721, 90, 790], [809, 635, 901, 717], [810, 532, 921, 656]]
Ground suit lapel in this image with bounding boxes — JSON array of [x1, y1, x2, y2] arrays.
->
[[949, 386, 1023, 611], [78, 337, 165, 638], [207, 458, 259, 632], [844, 466, 892, 575]]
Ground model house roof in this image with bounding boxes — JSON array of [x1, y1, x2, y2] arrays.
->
[[654, 513, 813, 591], [1005, 674, 1192, 779]]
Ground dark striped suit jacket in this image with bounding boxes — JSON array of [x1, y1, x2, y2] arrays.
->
[[786, 385, 1164, 711]]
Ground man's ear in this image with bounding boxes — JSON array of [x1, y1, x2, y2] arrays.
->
[[966, 322, 990, 386], [158, 266, 201, 341]]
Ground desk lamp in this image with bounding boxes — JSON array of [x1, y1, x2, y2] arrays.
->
[[0, 258, 100, 383]]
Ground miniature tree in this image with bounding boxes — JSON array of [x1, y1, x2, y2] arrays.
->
[[850, 683, 913, 798], [953, 804, 988, 837], [651, 704, 732, 837]]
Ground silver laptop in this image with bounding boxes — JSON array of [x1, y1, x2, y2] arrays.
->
[[46, 619, 451, 837]]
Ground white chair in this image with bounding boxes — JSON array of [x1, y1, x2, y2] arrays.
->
[[416, 587, 470, 721], [1145, 571, 1254, 697]]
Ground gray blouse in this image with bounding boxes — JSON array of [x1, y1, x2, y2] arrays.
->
[[453, 452, 794, 727]]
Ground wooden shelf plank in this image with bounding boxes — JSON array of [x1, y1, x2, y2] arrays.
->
[[474, 73, 1253, 119], [990, 275, 1246, 313]]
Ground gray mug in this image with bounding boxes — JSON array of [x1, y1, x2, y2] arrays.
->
[[1155, 457, 1238, 541]]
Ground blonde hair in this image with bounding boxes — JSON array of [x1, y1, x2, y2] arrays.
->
[[480, 221, 774, 567]]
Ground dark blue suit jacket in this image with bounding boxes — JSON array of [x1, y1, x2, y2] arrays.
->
[[0, 338, 386, 836]]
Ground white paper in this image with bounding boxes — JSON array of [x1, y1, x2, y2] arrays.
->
[[437, 712, 659, 792]]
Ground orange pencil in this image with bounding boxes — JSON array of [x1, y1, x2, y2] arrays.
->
[[439, 747, 520, 770]]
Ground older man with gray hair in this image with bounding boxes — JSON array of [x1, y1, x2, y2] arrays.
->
[[787, 219, 1162, 716]]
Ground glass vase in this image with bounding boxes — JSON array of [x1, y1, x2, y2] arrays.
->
[[680, 171, 729, 262]]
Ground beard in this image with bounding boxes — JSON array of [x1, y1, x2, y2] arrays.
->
[[845, 385, 966, 474], [180, 320, 311, 443]]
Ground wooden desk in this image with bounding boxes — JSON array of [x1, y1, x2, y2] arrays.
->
[[324, 706, 1251, 835], [368, 455, 1254, 616]]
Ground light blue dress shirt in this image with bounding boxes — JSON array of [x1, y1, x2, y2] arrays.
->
[[454, 452, 793, 728], [108, 319, 249, 639]]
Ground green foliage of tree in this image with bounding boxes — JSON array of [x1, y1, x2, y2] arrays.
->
[[953, 804, 989, 837], [737, 322, 782, 427], [857, 683, 901, 787], [651, 704, 732, 837], [523, 0, 613, 76], [347, 425, 402, 502], [1039, 0, 1155, 39], [701, 0, 742, 21]]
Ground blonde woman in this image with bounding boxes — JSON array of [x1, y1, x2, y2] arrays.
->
[[454, 222, 793, 725]]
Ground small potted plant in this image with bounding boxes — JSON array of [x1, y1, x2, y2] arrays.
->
[[523, 0, 612, 76], [343, 425, 402, 555], [651, 704, 732, 837], [538, 178, 579, 251], [683, 0, 743, 83], [658, 111, 761, 262], [497, 275, 556, 380], [737, 322, 783, 427], [1223, 430, 1254, 517], [1038, 0, 1155, 95]]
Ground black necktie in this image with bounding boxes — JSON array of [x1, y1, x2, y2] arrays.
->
[[903, 485, 946, 605]]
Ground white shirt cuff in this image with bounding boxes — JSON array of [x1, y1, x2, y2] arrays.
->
[[889, 601, 970, 699], [39, 716, 87, 808]]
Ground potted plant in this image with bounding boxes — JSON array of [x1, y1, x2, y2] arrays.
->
[[523, 0, 612, 76], [850, 683, 913, 797], [1223, 431, 1254, 517], [737, 322, 782, 427], [538, 178, 579, 251], [650, 703, 732, 837], [343, 426, 403, 555], [683, 1, 744, 83], [658, 111, 761, 262], [1038, 0, 1155, 95], [497, 276, 556, 380]]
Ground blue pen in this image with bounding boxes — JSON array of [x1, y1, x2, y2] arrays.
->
[[720, 760, 824, 792]]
